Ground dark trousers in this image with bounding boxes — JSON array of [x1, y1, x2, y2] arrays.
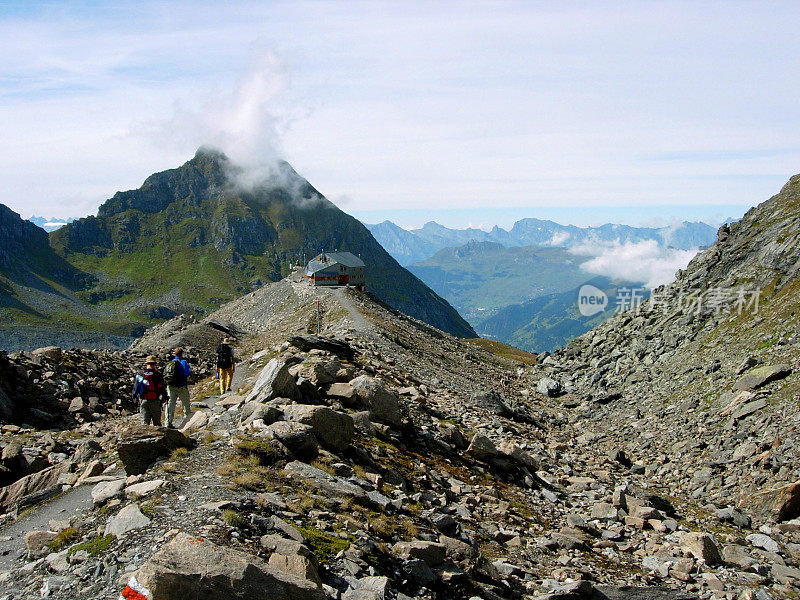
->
[[140, 399, 162, 426]]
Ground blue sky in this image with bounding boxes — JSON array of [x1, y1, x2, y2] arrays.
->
[[2, 1, 799, 228]]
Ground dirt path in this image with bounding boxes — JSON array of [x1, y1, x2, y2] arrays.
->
[[328, 287, 374, 333], [0, 482, 96, 570]]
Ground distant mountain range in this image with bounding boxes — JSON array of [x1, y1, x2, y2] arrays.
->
[[367, 218, 718, 266], [404, 240, 641, 352], [0, 149, 475, 350], [28, 216, 75, 232], [365, 217, 716, 352]]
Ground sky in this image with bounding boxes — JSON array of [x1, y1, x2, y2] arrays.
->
[[2, 1, 800, 229]]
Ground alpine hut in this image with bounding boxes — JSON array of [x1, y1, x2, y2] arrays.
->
[[304, 251, 366, 290]]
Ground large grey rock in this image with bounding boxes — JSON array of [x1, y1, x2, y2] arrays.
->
[[536, 377, 562, 397], [350, 375, 402, 427], [266, 422, 319, 461], [467, 391, 510, 416], [343, 576, 390, 600], [239, 401, 284, 429], [326, 383, 357, 404], [746, 533, 780, 554], [466, 434, 500, 461], [117, 424, 195, 476], [746, 480, 800, 522], [283, 461, 367, 499], [246, 359, 300, 403], [391, 541, 446, 567], [32, 346, 62, 361], [282, 405, 355, 452], [734, 364, 792, 391], [125, 479, 166, 498], [105, 504, 151, 536], [268, 553, 322, 589], [680, 532, 722, 564], [131, 532, 325, 600], [91, 479, 126, 505], [0, 461, 71, 514]]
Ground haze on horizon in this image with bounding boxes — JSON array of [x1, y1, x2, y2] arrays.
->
[[2, 1, 800, 229]]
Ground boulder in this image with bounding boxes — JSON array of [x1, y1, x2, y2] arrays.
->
[[288, 335, 355, 360], [467, 391, 510, 416], [293, 361, 334, 387], [746, 480, 800, 522], [391, 541, 446, 567], [734, 364, 792, 391], [181, 410, 210, 432], [466, 434, 500, 461], [680, 532, 722, 565], [68, 397, 90, 415], [91, 479, 126, 505], [32, 346, 62, 361], [746, 533, 780, 554], [117, 424, 195, 476], [537, 377, 562, 397], [0, 461, 71, 514], [268, 554, 322, 589], [105, 504, 151, 536], [239, 401, 284, 429], [282, 405, 355, 452], [350, 376, 402, 427], [265, 422, 319, 461], [283, 461, 367, 500], [130, 532, 325, 600], [498, 440, 539, 470], [0, 441, 28, 485], [25, 530, 58, 551], [326, 382, 357, 404], [246, 359, 300, 403], [126, 479, 166, 498]]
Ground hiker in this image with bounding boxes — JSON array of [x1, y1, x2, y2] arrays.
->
[[164, 347, 191, 429], [132, 356, 168, 426], [216, 337, 235, 394]]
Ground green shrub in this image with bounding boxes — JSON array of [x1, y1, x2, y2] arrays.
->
[[67, 534, 115, 557]]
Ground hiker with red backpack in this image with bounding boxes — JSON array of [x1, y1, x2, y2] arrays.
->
[[164, 347, 192, 429], [132, 356, 168, 426]]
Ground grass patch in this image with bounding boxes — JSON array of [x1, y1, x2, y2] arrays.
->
[[466, 338, 537, 365], [235, 438, 284, 465], [221, 509, 245, 527], [48, 527, 79, 552], [67, 534, 115, 557], [217, 453, 276, 491], [369, 513, 419, 540], [170, 447, 190, 460], [298, 526, 351, 561]]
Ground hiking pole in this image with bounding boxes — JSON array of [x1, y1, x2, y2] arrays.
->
[[316, 300, 321, 334]]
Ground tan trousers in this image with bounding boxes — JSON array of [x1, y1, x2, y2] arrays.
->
[[166, 385, 190, 426], [219, 368, 234, 394]]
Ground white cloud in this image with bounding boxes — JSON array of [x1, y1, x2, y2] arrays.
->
[[547, 231, 571, 246], [573, 240, 697, 289], [1, 1, 799, 219]]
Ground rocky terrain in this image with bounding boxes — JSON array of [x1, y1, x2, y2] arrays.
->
[[1, 175, 800, 600]]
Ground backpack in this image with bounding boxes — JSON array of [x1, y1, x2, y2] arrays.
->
[[137, 371, 161, 401], [217, 344, 233, 369], [164, 360, 180, 385]]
